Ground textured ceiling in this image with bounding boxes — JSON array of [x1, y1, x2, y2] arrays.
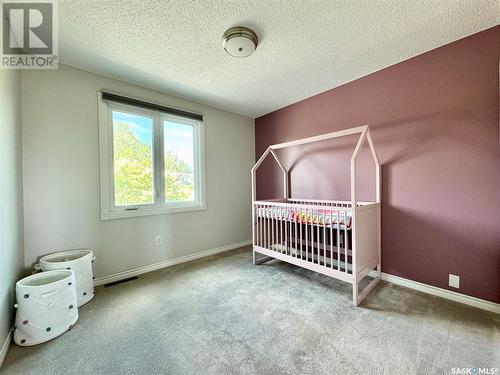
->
[[58, 0, 499, 118]]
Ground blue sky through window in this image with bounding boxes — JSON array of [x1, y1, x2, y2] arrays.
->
[[113, 111, 153, 146], [164, 121, 194, 168], [112, 111, 194, 168]]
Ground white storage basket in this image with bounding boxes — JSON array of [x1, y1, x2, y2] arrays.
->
[[38, 249, 95, 307], [14, 270, 78, 346]]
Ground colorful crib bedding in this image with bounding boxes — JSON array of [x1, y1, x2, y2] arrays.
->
[[256, 207, 352, 230]]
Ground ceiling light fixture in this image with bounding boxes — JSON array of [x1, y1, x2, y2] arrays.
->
[[222, 26, 258, 58]]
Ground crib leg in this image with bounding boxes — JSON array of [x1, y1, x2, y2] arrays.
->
[[253, 249, 273, 265], [352, 279, 359, 307], [355, 265, 382, 306]]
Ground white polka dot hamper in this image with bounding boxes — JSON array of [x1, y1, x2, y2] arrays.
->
[[38, 249, 95, 307], [14, 270, 78, 346]]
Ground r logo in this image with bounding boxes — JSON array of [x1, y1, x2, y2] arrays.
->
[[2, 2, 53, 54]]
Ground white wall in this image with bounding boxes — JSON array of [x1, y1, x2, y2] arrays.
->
[[0, 70, 24, 353], [21, 64, 254, 278]]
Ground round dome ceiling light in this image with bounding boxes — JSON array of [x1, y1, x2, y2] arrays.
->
[[222, 26, 258, 58]]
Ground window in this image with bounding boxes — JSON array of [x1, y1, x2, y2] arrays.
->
[[99, 92, 206, 220]]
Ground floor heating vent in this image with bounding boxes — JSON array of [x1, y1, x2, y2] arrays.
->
[[104, 276, 138, 287]]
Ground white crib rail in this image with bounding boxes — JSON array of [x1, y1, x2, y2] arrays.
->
[[253, 200, 354, 277]]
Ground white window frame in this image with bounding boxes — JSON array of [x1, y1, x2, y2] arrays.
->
[[98, 92, 206, 220]]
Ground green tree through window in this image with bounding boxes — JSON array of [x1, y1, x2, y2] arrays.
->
[[165, 151, 194, 202], [113, 121, 154, 206], [113, 121, 195, 206]]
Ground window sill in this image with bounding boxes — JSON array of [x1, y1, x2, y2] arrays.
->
[[100, 204, 207, 221]]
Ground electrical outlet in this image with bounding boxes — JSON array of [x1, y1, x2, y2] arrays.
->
[[449, 274, 460, 288], [155, 235, 162, 245]]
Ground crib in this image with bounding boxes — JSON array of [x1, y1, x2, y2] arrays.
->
[[251, 125, 381, 306]]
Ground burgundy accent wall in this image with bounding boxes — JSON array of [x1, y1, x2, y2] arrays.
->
[[255, 26, 500, 303]]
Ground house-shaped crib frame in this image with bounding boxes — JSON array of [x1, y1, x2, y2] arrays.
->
[[251, 125, 381, 306]]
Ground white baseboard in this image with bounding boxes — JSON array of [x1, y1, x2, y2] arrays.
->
[[378, 272, 500, 315], [0, 329, 12, 369], [93, 240, 251, 286]]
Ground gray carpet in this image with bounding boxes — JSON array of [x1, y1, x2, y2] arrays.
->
[[2, 246, 499, 375]]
